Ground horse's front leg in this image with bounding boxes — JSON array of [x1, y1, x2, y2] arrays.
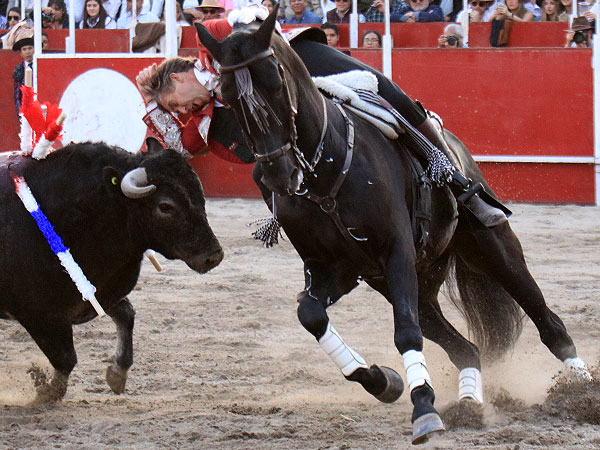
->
[[386, 246, 445, 444], [296, 263, 404, 403]]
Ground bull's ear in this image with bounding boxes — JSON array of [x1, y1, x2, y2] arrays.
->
[[255, 4, 278, 50], [146, 137, 164, 154], [195, 23, 222, 62]]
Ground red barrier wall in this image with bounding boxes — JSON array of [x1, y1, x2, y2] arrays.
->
[[384, 48, 594, 203], [43, 29, 130, 52], [281, 22, 568, 48], [0, 29, 595, 203]]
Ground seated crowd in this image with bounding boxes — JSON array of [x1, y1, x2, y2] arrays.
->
[[0, 0, 596, 51]]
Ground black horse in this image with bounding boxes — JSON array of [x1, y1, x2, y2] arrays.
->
[[196, 11, 592, 444]]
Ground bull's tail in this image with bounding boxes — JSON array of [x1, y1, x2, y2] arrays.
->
[[445, 254, 523, 362]]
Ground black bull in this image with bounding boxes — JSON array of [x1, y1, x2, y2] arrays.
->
[[0, 138, 223, 402]]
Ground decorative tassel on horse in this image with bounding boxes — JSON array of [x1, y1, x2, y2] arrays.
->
[[234, 67, 280, 135], [248, 192, 283, 247]]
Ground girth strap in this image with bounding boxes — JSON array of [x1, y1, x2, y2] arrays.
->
[[300, 103, 382, 280]]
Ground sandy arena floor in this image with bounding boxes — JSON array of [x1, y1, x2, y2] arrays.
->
[[1, 200, 599, 449]]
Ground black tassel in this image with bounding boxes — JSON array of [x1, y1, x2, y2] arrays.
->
[[248, 216, 283, 248]]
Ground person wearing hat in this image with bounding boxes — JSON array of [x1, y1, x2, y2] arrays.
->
[[565, 16, 594, 47], [12, 29, 35, 117], [195, 0, 224, 22]]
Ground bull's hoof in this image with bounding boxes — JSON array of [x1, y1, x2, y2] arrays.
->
[[373, 366, 404, 403], [412, 412, 445, 445], [106, 365, 128, 394]]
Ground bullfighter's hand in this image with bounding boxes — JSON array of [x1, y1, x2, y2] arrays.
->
[[136, 64, 158, 103]]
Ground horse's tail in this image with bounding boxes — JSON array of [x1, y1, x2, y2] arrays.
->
[[445, 254, 523, 362]]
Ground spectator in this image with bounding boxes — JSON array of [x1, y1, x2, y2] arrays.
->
[[278, 0, 322, 21], [12, 31, 34, 116], [364, 0, 407, 22], [100, 0, 118, 20], [439, 0, 462, 21], [79, 0, 116, 27], [455, 0, 498, 22], [490, 0, 534, 21], [117, 0, 160, 27], [261, 0, 276, 14], [195, 0, 224, 21], [172, 0, 191, 25], [42, 0, 70, 29], [391, 0, 444, 22], [321, 21, 339, 46], [5, 6, 20, 29], [362, 29, 381, 47], [438, 22, 465, 47], [42, 30, 49, 48], [564, 15, 593, 47], [326, 0, 352, 23], [557, 0, 571, 20], [523, 0, 541, 20], [540, 0, 561, 21], [285, 0, 321, 23]]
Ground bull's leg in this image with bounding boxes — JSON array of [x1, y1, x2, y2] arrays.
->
[[386, 245, 445, 444], [296, 267, 404, 404], [418, 259, 483, 404], [19, 315, 76, 402], [463, 223, 592, 380], [105, 298, 135, 394]]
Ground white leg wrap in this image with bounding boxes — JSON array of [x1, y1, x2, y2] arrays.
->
[[403, 350, 432, 392], [318, 323, 368, 376], [458, 368, 483, 403], [564, 357, 593, 381]]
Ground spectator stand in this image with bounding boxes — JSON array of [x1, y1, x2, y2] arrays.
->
[[0, 7, 598, 203]]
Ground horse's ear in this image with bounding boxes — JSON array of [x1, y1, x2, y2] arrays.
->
[[254, 4, 279, 49], [195, 23, 222, 62], [146, 137, 164, 154]]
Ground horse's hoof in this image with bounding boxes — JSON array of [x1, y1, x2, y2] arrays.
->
[[412, 412, 445, 445], [374, 366, 404, 403], [106, 365, 128, 394]]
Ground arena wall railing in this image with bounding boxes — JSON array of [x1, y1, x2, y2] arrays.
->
[[0, 23, 598, 204]]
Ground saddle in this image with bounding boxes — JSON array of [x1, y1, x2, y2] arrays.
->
[[312, 72, 433, 260], [313, 71, 404, 140]]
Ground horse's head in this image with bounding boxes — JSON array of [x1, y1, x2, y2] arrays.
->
[[196, 8, 307, 195]]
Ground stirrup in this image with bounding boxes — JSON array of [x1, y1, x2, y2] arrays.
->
[[458, 183, 512, 219]]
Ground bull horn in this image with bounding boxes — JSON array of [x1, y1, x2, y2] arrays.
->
[[120, 167, 156, 199]]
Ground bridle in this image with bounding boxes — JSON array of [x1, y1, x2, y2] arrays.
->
[[219, 46, 328, 174]]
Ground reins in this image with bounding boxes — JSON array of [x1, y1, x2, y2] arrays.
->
[[225, 47, 327, 174], [219, 48, 274, 73]]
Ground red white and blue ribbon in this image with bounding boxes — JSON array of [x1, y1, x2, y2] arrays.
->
[[11, 173, 106, 318]]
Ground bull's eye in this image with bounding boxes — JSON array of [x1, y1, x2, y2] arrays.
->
[[156, 200, 177, 218], [111, 176, 118, 185]]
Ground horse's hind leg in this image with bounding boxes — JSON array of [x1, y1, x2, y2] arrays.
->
[[461, 223, 591, 380], [296, 265, 404, 404], [419, 257, 483, 403], [105, 298, 135, 394]]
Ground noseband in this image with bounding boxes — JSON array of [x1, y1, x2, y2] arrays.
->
[[221, 45, 327, 174]]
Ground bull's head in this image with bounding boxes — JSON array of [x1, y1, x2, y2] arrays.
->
[[109, 138, 223, 274]]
